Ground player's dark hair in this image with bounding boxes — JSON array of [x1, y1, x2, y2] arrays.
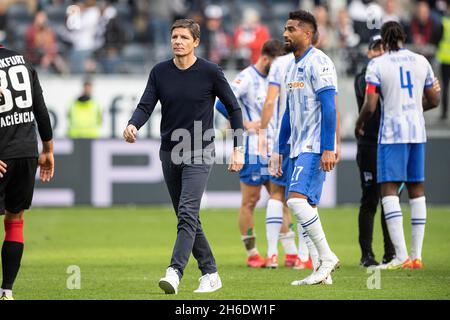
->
[[261, 39, 284, 58], [171, 19, 201, 41], [381, 21, 406, 52], [288, 10, 318, 38]]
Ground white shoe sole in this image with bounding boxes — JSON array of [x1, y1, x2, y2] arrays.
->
[[159, 279, 177, 294], [194, 282, 222, 293]]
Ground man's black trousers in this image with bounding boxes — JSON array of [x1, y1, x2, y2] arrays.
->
[[356, 144, 395, 260], [159, 149, 217, 279]]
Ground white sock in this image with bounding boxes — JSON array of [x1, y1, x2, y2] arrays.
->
[[410, 196, 427, 260], [266, 199, 283, 257], [287, 198, 333, 260], [382, 195, 408, 261], [279, 231, 297, 255], [304, 233, 319, 269], [2, 289, 12, 298], [297, 223, 310, 261]]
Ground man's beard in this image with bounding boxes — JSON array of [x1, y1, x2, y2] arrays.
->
[[264, 64, 271, 75], [284, 41, 297, 53]]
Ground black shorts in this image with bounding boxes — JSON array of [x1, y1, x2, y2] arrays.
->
[[0, 158, 38, 214]]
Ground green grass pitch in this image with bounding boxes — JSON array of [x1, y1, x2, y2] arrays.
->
[[9, 206, 450, 300]]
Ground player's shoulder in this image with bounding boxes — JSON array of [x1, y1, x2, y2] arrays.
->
[[408, 50, 431, 67], [309, 47, 335, 67], [235, 66, 253, 81], [275, 53, 295, 66], [0, 46, 35, 73]]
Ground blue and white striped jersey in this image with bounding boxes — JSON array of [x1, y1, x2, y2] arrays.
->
[[365, 49, 434, 144], [231, 65, 277, 155], [267, 53, 294, 132], [285, 46, 338, 157]]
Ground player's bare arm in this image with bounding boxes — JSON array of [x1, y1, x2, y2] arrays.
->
[[0, 160, 6, 178], [259, 84, 279, 157], [423, 77, 441, 111], [38, 140, 54, 182], [355, 90, 379, 137], [123, 124, 138, 143]]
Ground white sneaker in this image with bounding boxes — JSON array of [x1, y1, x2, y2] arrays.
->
[[194, 272, 222, 293], [291, 253, 339, 286], [159, 267, 180, 294]]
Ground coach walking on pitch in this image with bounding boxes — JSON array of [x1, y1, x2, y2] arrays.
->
[[123, 19, 244, 294]]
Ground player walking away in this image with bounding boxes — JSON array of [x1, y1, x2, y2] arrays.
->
[[123, 19, 244, 294], [0, 45, 54, 300], [270, 10, 340, 286], [215, 40, 298, 269], [356, 21, 441, 270], [258, 52, 312, 270], [354, 35, 396, 267]]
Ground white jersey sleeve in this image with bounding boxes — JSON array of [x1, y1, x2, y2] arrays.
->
[[310, 54, 338, 94], [365, 59, 382, 87], [230, 70, 251, 99], [424, 57, 434, 88]]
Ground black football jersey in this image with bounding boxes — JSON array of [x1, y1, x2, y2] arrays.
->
[[0, 46, 52, 159]]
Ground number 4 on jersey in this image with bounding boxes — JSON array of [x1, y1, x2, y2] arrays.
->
[[399, 66, 414, 98]]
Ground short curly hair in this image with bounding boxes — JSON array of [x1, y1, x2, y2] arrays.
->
[[288, 10, 318, 37]]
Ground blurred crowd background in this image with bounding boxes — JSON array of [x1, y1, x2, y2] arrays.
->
[[1, 0, 449, 129]]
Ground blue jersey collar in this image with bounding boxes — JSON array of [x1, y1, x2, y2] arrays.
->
[[295, 46, 313, 63], [251, 65, 267, 78]]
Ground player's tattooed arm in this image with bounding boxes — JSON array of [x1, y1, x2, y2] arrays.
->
[[0, 160, 7, 178]]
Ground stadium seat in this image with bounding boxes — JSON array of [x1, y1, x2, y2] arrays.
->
[[6, 3, 31, 24]]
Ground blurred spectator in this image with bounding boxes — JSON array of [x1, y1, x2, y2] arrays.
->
[[148, 0, 174, 60], [68, 78, 102, 138], [437, 0, 450, 120], [66, 0, 100, 74], [0, 2, 9, 45], [408, 0, 442, 61], [314, 5, 336, 53], [233, 8, 270, 70], [202, 4, 231, 67], [25, 11, 67, 73], [337, 8, 361, 75], [382, 0, 401, 23], [337, 8, 360, 48], [348, 0, 383, 44], [2, 0, 37, 14], [95, 1, 126, 73]]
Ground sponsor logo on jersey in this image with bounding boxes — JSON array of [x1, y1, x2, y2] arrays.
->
[[287, 81, 305, 90]]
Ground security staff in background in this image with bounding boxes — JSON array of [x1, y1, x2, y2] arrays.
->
[[437, 0, 450, 121], [354, 35, 395, 267], [68, 78, 102, 138]]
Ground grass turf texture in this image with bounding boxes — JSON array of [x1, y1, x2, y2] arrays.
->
[[8, 206, 450, 300]]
